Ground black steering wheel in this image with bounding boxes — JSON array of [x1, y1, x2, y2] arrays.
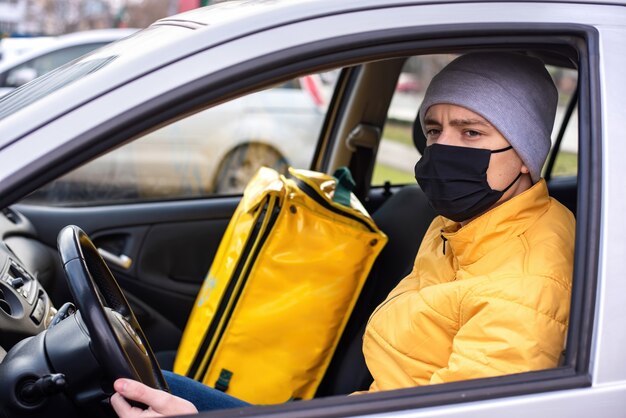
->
[[57, 225, 168, 393]]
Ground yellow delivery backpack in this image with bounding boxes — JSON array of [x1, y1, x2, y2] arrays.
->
[[173, 166, 387, 404]]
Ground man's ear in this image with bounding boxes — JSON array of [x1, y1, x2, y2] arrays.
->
[[521, 164, 530, 174]]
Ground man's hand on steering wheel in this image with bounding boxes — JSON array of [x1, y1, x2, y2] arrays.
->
[[111, 378, 198, 418], [57, 225, 169, 411]]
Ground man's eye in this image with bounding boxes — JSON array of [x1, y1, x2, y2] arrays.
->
[[465, 130, 481, 138], [426, 129, 440, 137]]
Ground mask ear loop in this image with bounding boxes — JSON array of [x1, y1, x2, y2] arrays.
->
[[500, 171, 523, 193], [489, 145, 522, 192], [491, 145, 513, 153]]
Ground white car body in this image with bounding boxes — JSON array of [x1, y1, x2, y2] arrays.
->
[[0, 0, 620, 417]]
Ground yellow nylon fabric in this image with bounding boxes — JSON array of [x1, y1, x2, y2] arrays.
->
[[363, 179, 575, 391], [174, 167, 387, 404]]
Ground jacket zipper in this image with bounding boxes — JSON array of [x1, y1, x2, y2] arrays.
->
[[187, 197, 280, 380], [440, 229, 448, 255], [295, 178, 375, 232]]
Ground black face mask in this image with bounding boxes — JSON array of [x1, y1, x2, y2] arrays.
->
[[414, 143, 522, 222]]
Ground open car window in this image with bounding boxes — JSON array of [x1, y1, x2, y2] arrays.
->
[[372, 57, 579, 187], [21, 71, 339, 206]]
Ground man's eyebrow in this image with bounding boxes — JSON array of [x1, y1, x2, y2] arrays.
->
[[423, 117, 493, 128], [449, 118, 492, 128], [423, 117, 441, 126]]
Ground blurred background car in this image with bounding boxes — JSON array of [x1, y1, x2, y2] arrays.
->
[[394, 72, 421, 94], [0, 36, 54, 63], [0, 28, 138, 97]]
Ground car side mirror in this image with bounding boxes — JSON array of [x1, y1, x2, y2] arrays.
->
[[6, 67, 38, 87]]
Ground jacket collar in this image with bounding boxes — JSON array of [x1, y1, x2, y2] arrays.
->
[[440, 179, 550, 267]]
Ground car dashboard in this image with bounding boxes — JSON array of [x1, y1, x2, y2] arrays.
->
[[0, 207, 56, 358]]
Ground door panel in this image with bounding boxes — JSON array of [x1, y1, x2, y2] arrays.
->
[[11, 70, 342, 353], [14, 198, 239, 352]]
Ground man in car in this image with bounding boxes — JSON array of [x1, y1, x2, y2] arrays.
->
[[110, 52, 575, 417]]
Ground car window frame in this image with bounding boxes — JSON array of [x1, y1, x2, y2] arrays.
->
[[6, 24, 600, 417]]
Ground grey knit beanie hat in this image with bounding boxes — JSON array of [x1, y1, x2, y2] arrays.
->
[[419, 52, 558, 182]]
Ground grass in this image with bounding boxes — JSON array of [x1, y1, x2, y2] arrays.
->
[[372, 163, 416, 186], [382, 121, 413, 146], [550, 151, 577, 177]]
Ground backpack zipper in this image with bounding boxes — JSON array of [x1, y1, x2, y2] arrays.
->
[[295, 178, 375, 233], [187, 196, 280, 380]]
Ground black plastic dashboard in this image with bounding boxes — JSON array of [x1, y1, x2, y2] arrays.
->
[[0, 207, 55, 357]]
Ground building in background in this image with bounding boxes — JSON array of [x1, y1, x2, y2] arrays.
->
[[21, 0, 113, 35], [0, 0, 26, 36]]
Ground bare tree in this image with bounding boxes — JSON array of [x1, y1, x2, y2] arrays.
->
[[21, 0, 200, 35], [24, 0, 115, 35], [118, 0, 171, 29]]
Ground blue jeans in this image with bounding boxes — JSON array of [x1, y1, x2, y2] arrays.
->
[[163, 370, 251, 411]]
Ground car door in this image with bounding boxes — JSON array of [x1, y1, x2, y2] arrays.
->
[[0, 0, 618, 416], [14, 72, 340, 353]]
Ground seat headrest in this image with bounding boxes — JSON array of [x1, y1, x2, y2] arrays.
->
[[412, 110, 427, 155]]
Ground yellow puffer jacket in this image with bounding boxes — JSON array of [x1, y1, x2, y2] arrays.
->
[[363, 179, 575, 390]]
